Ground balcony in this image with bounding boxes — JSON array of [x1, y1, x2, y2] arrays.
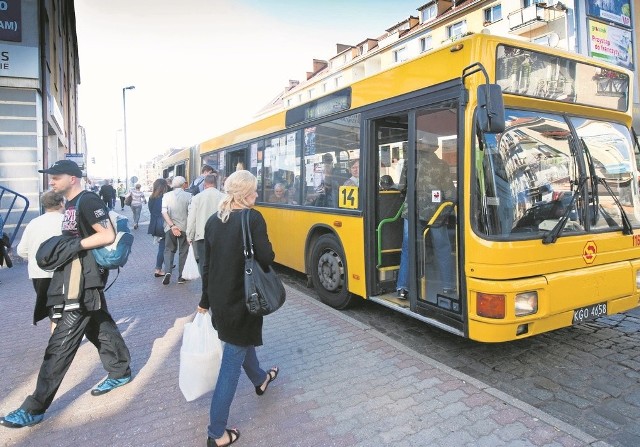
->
[[508, 4, 564, 34]]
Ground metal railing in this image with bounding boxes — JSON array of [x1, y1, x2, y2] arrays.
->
[[0, 185, 30, 248]]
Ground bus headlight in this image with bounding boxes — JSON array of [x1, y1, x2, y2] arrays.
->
[[477, 293, 505, 319], [515, 291, 538, 316]]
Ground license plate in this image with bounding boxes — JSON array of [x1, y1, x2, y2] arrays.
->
[[572, 302, 607, 324]]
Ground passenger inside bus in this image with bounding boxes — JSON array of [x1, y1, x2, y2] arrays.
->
[[343, 160, 360, 187], [396, 135, 457, 299], [379, 175, 395, 190], [267, 183, 289, 204]]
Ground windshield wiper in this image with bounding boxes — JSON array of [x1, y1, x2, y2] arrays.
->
[[596, 177, 633, 235], [542, 176, 586, 244], [580, 138, 633, 235]]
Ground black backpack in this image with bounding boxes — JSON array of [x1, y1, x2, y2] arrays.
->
[[187, 177, 204, 196]]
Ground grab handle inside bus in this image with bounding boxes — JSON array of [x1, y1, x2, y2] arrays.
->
[[462, 63, 505, 134]]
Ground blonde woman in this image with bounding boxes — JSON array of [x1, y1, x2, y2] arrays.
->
[[197, 170, 279, 447]]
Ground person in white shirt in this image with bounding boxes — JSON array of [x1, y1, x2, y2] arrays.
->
[[16, 191, 64, 328], [161, 176, 193, 284], [186, 174, 223, 275]]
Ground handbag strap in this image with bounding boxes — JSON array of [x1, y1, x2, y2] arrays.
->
[[241, 209, 254, 260]]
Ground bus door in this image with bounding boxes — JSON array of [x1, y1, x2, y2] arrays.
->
[[370, 100, 461, 320], [413, 103, 460, 316]]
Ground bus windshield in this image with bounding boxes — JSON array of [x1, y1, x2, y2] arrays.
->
[[474, 110, 640, 239]]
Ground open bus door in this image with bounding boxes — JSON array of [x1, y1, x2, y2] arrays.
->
[[369, 96, 464, 332]]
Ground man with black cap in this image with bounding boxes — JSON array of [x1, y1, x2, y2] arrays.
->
[[0, 160, 132, 429]]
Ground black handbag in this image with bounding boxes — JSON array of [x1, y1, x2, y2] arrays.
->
[[241, 209, 286, 316]]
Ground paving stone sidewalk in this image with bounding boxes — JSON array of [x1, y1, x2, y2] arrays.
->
[[0, 208, 610, 446]]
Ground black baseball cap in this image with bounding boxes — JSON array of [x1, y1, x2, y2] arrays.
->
[[38, 160, 83, 177]]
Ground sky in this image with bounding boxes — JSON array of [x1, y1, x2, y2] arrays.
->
[[75, 0, 423, 179]]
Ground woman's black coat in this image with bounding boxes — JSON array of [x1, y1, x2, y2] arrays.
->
[[199, 208, 275, 346]]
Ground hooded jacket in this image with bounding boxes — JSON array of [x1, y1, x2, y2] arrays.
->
[[35, 235, 105, 321]]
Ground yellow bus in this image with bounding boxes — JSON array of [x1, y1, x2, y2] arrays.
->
[[160, 146, 198, 185], [198, 34, 640, 342]]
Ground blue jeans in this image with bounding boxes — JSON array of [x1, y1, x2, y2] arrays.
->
[[131, 205, 142, 225], [208, 343, 266, 438], [396, 218, 455, 292], [397, 218, 409, 292], [155, 237, 165, 270]]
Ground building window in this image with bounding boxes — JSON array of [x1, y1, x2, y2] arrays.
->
[[524, 0, 545, 6], [447, 21, 467, 39], [308, 88, 315, 98], [394, 47, 408, 63], [421, 4, 437, 22], [420, 36, 433, 52], [335, 76, 343, 88], [484, 4, 502, 23], [322, 83, 328, 92]]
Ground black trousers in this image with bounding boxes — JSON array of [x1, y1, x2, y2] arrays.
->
[[31, 278, 51, 325], [21, 300, 131, 414]]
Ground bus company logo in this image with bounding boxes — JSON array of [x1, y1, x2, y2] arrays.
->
[[582, 241, 597, 265]]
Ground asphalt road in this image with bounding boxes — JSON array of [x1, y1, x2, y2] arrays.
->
[[278, 267, 640, 447]]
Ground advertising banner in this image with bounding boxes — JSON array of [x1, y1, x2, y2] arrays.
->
[[586, 0, 632, 28], [588, 20, 633, 70]]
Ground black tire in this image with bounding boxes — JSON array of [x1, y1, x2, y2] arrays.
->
[[309, 234, 352, 309]]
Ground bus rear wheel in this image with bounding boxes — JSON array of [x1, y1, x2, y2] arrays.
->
[[310, 234, 352, 309]]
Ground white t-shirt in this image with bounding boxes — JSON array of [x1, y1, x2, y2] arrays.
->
[[16, 211, 64, 278]]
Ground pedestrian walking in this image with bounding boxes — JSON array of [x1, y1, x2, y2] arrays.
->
[[15, 190, 64, 329], [148, 178, 168, 277], [197, 170, 279, 447], [161, 176, 192, 285], [117, 183, 126, 210], [186, 174, 223, 275], [0, 160, 132, 429], [129, 184, 147, 230], [99, 179, 116, 210]]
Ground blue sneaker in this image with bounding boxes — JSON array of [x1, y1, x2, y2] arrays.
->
[[91, 375, 131, 396], [0, 409, 44, 428]]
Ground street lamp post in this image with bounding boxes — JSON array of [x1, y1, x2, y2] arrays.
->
[[122, 85, 135, 190]]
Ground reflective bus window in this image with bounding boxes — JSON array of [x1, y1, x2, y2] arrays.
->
[[571, 118, 640, 230], [303, 114, 361, 208], [475, 111, 576, 238], [474, 111, 640, 239], [263, 131, 300, 205]]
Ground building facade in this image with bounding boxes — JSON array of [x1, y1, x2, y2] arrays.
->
[[0, 0, 80, 236], [278, 0, 637, 127]]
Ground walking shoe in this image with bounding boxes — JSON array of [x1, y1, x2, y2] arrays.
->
[[134, 224, 138, 230], [397, 289, 408, 300], [91, 375, 132, 396], [0, 409, 44, 428], [177, 277, 186, 284], [162, 273, 171, 285]]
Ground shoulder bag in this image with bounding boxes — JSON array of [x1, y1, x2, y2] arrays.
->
[[241, 209, 285, 316]]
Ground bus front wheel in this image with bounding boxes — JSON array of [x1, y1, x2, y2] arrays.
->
[[310, 234, 352, 309]]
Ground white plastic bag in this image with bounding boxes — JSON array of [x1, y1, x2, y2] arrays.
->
[[182, 244, 200, 280], [179, 312, 222, 401]]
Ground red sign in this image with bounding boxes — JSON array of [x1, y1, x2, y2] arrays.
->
[[582, 241, 597, 265]]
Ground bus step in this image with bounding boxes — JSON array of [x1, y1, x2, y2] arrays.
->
[[378, 265, 399, 282]]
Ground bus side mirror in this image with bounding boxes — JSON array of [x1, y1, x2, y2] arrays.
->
[[477, 84, 505, 133]]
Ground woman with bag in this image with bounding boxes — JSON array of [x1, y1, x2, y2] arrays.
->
[[148, 179, 168, 277], [197, 170, 279, 447]]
